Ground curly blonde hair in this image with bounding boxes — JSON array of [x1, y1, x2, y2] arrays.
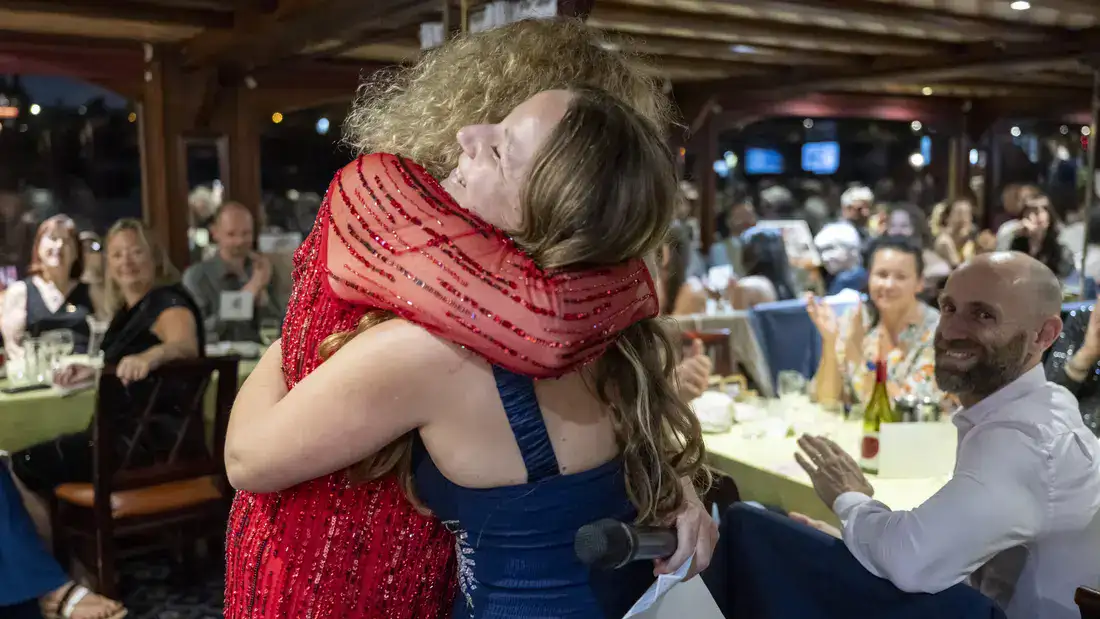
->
[[343, 18, 675, 178]]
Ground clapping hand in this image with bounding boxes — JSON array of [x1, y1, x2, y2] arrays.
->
[[676, 339, 713, 401], [805, 293, 839, 343], [1081, 299, 1100, 361], [795, 435, 874, 510]]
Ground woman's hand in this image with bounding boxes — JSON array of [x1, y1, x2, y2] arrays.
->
[[805, 293, 839, 344], [53, 363, 96, 387], [676, 339, 712, 401], [116, 353, 154, 384], [976, 229, 996, 253], [842, 302, 866, 369], [655, 478, 719, 579]]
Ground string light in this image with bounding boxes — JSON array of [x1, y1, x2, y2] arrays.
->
[[271, 112, 284, 124]]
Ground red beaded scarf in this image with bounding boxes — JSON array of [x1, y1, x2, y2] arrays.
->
[[318, 152, 659, 378]]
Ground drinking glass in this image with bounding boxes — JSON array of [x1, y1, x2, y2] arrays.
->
[[19, 336, 45, 384], [86, 317, 109, 359]]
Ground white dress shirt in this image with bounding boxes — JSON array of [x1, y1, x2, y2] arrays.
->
[[833, 364, 1100, 619]]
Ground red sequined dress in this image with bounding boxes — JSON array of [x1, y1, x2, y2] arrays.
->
[[224, 153, 657, 618]]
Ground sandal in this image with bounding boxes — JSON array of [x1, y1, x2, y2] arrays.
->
[[40, 582, 128, 619]]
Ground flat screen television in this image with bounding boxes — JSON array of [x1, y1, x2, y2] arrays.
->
[[744, 148, 785, 175], [801, 141, 840, 175]]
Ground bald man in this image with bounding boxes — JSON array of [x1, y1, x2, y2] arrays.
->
[[795, 252, 1100, 619], [182, 202, 285, 343]]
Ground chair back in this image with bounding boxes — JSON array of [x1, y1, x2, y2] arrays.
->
[[682, 329, 733, 377], [1077, 586, 1100, 619], [91, 357, 239, 500]]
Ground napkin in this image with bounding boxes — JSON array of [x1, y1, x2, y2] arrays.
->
[[622, 555, 694, 618]]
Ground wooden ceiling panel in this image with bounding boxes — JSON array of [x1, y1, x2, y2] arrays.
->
[[589, 4, 960, 55], [0, 8, 203, 41]]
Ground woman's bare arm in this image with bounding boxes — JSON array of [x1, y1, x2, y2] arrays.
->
[[225, 320, 466, 492]]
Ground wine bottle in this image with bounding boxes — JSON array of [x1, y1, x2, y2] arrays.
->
[[859, 359, 895, 475]]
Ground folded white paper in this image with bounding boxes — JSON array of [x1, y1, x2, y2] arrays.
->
[[623, 556, 694, 618], [624, 557, 724, 619]]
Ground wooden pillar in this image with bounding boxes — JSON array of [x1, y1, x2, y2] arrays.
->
[[697, 116, 718, 254], [222, 87, 263, 221], [139, 46, 191, 270]]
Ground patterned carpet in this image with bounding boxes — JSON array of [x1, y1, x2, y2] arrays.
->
[[120, 555, 225, 619]]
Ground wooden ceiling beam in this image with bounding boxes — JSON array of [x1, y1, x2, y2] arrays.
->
[[610, 32, 864, 67], [668, 0, 1060, 41], [739, 27, 1100, 96], [587, 4, 960, 56], [182, 0, 436, 70], [0, 0, 232, 27], [1030, 0, 1100, 20]]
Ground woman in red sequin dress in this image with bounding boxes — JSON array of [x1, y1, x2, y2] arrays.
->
[[222, 20, 717, 619], [228, 85, 712, 619]]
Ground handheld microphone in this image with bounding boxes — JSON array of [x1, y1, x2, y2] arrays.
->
[[574, 518, 677, 569]]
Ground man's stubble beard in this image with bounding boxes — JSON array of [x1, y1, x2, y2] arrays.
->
[[934, 331, 1030, 403]]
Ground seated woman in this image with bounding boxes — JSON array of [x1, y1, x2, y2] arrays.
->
[[931, 197, 976, 270], [1045, 303, 1100, 436], [1009, 196, 1074, 278], [660, 223, 708, 315], [0, 462, 125, 619], [807, 236, 943, 407], [11, 219, 203, 499], [225, 89, 709, 618], [729, 227, 799, 309], [1, 215, 96, 359]]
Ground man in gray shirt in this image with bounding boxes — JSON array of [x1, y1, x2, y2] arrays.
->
[[182, 201, 285, 343]]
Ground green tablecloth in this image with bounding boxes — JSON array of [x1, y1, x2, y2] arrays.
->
[[0, 359, 257, 453]]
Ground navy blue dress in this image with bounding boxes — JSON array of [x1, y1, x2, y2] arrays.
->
[[413, 366, 655, 619], [0, 460, 67, 611]]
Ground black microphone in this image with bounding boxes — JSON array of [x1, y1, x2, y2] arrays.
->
[[574, 518, 677, 569]]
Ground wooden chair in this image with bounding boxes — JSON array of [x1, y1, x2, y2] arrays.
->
[[681, 329, 734, 377], [1077, 586, 1100, 618], [51, 356, 239, 597]]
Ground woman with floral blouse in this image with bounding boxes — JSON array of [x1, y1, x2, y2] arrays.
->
[[807, 235, 944, 406]]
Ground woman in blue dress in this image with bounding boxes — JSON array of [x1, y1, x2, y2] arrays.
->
[[1, 460, 126, 618], [224, 86, 714, 618]]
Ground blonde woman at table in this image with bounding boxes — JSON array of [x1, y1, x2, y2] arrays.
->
[[10, 220, 203, 537], [806, 235, 943, 407]]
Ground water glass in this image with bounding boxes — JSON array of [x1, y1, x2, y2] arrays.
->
[[86, 317, 109, 358]]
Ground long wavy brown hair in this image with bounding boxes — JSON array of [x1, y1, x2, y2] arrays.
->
[[323, 86, 706, 525], [343, 18, 675, 179]]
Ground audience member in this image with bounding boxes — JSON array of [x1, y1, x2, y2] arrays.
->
[[708, 196, 756, 275], [839, 186, 873, 240], [11, 220, 203, 532], [807, 236, 940, 406], [1046, 299, 1100, 436], [932, 198, 977, 269], [182, 201, 285, 344], [795, 252, 1100, 619], [813, 221, 866, 295], [729, 227, 798, 309], [884, 202, 950, 286], [0, 215, 95, 359], [1009, 196, 1073, 278]]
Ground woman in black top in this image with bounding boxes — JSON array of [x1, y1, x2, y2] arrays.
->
[[1009, 197, 1074, 278], [1045, 303, 1100, 436], [0, 215, 96, 356], [11, 219, 204, 495]]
